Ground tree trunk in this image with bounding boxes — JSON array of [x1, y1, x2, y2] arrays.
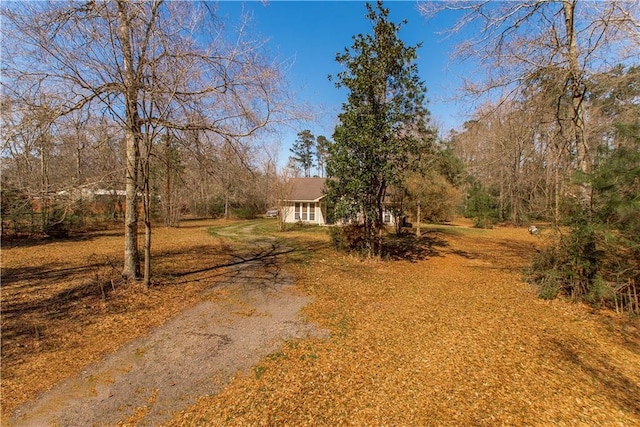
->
[[224, 190, 230, 219], [39, 133, 50, 233], [143, 157, 152, 289], [562, 0, 590, 209], [416, 201, 421, 237], [118, 1, 140, 280], [122, 130, 140, 279], [165, 139, 172, 226], [373, 181, 387, 257], [555, 151, 561, 224]]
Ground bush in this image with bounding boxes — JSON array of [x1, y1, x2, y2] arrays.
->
[[472, 216, 495, 229], [420, 174, 461, 223], [529, 123, 640, 313], [464, 182, 499, 228], [43, 204, 71, 237], [528, 222, 637, 312], [231, 206, 259, 220], [529, 224, 600, 297], [329, 224, 366, 253]]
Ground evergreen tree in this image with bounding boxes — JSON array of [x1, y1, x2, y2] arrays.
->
[[289, 129, 315, 177], [315, 135, 331, 178], [326, 1, 430, 256]]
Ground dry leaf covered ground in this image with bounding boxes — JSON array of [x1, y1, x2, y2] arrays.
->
[[2, 218, 639, 425], [1, 220, 235, 419], [171, 221, 640, 426]]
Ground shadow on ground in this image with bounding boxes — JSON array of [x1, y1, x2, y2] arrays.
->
[[1, 229, 122, 249], [383, 231, 449, 262], [549, 336, 640, 416], [165, 241, 296, 290]]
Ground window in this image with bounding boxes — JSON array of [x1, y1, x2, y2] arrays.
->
[[383, 210, 391, 223], [309, 203, 315, 221], [294, 202, 316, 222]]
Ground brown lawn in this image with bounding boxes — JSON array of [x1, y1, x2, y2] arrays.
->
[[170, 220, 640, 426], [2, 218, 639, 426], [1, 220, 233, 419]]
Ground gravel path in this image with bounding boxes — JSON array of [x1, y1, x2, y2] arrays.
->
[[10, 234, 327, 426]]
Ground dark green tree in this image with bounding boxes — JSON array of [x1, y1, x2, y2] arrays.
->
[[326, 1, 431, 256], [289, 129, 315, 177], [315, 135, 331, 178]]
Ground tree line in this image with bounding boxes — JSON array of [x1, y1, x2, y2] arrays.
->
[[2, 0, 638, 312], [317, 0, 638, 313], [1, 1, 295, 286], [421, 0, 639, 313], [288, 130, 331, 178]]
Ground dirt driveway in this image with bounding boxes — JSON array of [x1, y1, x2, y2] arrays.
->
[[9, 229, 327, 426]]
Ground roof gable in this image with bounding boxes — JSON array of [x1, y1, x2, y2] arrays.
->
[[288, 177, 327, 201]]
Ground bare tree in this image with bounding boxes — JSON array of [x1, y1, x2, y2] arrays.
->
[[2, 1, 293, 282], [272, 166, 298, 232], [419, 0, 640, 209]]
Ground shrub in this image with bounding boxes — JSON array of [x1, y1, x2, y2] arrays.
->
[[329, 224, 366, 253], [231, 206, 258, 220], [528, 222, 637, 313], [464, 182, 499, 228], [529, 124, 639, 314], [43, 204, 71, 237]]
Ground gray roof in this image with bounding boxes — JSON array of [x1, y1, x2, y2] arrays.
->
[[288, 177, 327, 201]]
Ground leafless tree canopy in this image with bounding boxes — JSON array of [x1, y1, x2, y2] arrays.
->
[[1, 1, 296, 280], [420, 0, 639, 209], [3, 1, 291, 136], [419, 0, 640, 98]]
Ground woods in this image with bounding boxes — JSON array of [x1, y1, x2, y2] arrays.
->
[[1, 0, 638, 303], [2, 1, 293, 285], [2, 1, 640, 424], [422, 1, 640, 312]]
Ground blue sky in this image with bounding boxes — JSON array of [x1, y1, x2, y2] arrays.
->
[[216, 1, 471, 164]]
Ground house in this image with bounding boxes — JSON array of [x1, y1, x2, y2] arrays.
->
[[280, 177, 328, 225], [278, 177, 402, 227]]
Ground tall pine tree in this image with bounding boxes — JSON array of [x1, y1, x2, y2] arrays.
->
[[327, 1, 430, 256], [290, 129, 315, 177]]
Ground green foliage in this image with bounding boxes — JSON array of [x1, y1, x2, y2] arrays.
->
[[463, 182, 499, 228], [43, 203, 72, 237], [591, 123, 640, 239], [315, 135, 331, 177], [326, 1, 431, 256], [289, 131, 332, 178], [530, 119, 639, 313], [290, 130, 316, 177], [208, 196, 227, 218], [436, 142, 466, 187], [231, 206, 259, 220], [0, 184, 32, 235], [529, 223, 614, 305]]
